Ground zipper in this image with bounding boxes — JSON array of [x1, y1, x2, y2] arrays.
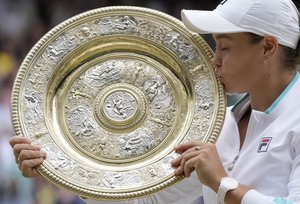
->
[[227, 154, 239, 172]]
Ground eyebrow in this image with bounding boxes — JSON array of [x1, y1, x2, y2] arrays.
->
[[213, 34, 233, 40]]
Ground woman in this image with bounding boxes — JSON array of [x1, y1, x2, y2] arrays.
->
[[10, 0, 300, 203]]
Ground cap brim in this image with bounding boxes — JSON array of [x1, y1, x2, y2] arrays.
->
[[181, 9, 248, 34]]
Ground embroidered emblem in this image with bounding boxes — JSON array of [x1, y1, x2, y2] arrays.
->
[[220, 0, 228, 5], [257, 137, 272, 153]]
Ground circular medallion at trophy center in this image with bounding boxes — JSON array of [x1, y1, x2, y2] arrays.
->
[[94, 83, 147, 132], [103, 91, 137, 121]]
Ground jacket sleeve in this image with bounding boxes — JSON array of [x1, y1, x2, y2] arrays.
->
[[83, 172, 203, 204], [242, 190, 300, 204]]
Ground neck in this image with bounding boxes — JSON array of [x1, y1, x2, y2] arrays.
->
[[249, 71, 295, 112]]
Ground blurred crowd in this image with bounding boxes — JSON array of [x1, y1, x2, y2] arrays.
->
[[0, 0, 220, 203]]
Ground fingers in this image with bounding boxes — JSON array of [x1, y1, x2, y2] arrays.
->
[[18, 150, 46, 177], [184, 156, 202, 177], [171, 145, 203, 168], [13, 144, 41, 163], [173, 141, 204, 153], [18, 149, 47, 164], [9, 135, 46, 178], [9, 136, 41, 164], [9, 136, 31, 148], [20, 158, 45, 177], [174, 148, 204, 177]]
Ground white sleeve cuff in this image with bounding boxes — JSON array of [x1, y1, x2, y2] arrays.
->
[[241, 190, 274, 204]]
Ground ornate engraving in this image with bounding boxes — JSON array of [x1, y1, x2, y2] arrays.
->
[[195, 80, 214, 111], [70, 89, 92, 100], [23, 90, 43, 124], [66, 106, 95, 138], [162, 31, 197, 61], [135, 19, 169, 42], [42, 144, 76, 171], [75, 166, 101, 185], [144, 78, 173, 109], [78, 24, 97, 41], [121, 128, 153, 155], [101, 171, 141, 189], [97, 16, 137, 35], [104, 91, 137, 121], [86, 61, 123, 88]]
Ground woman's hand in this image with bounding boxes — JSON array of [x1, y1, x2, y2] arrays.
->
[[171, 141, 227, 192], [9, 136, 46, 178]]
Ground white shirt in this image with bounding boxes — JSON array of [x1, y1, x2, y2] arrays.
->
[[204, 73, 300, 204], [84, 73, 300, 204]]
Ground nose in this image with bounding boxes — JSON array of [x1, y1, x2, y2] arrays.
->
[[211, 52, 221, 67], [211, 53, 222, 73]]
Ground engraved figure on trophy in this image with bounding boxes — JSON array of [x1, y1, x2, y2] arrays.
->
[[70, 89, 92, 100], [130, 62, 144, 84], [46, 45, 65, 62], [43, 34, 77, 64], [149, 108, 175, 128], [144, 77, 172, 109], [102, 171, 140, 189], [102, 173, 125, 188], [149, 167, 158, 177], [97, 16, 137, 35], [195, 80, 214, 111], [34, 57, 54, 80], [78, 25, 97, 42], [66, 106, 95, 138], [28, 72, 40, 86], [76, 166, 100, 185], [121, 129, 153, 157], [23, 90, 43, 124], [162, 31, 197, 61], [90, 136, 107, 154], [42, 143, 75, 172], [64, 35, 77, 49], [121, 60, 147, 86], [104, 92, 136, 120], [135, 20, 168, 42], [86, 61, 123, 88]]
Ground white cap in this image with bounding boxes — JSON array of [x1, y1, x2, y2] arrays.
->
[[181, 0, 300, 49]]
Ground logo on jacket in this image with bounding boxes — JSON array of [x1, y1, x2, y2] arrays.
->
[[257, 137, 272, 153]]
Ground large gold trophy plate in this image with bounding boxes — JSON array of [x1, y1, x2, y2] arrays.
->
[[11, 6, 226, 200]]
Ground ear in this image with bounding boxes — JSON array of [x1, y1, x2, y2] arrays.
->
[[263, 35, 279, 60]]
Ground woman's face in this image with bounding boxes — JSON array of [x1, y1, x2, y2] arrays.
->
[[212, 33, 267, 94]]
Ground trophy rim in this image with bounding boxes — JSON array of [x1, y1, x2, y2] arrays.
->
[[11, 5, 226, 200]]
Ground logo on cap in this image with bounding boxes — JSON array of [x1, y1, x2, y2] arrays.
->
[[220, 0, 228, 5], [257, 137, 272, 153]]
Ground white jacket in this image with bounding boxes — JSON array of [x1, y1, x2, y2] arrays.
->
[[204, 73, 300, 204]]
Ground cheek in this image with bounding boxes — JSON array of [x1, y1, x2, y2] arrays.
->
[[221, 57, 256, 92]]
